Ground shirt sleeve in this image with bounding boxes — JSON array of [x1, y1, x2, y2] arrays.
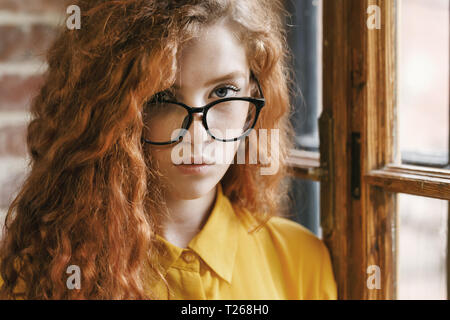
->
[[318, 241, 338, 300]]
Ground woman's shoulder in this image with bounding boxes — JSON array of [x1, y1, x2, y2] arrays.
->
[[236, 210, 337, 299], [237, 208, 330, 263], [267, 215, 320, 242], [265, 216, 328, 261], [265, 216, 337, 299]]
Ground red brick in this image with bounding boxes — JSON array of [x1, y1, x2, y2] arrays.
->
[[0, 0, 67, 14], [0, 74, 44, 111], [0, 123, 28, 157], [0, 24, 59, 62]]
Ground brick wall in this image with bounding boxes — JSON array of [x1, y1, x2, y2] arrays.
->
[[0, 1, 66, 231]]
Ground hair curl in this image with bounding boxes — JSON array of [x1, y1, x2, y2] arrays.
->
[[0, 0, 296, 299]]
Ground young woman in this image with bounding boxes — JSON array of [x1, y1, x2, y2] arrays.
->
[[0, 0, 337, 299]]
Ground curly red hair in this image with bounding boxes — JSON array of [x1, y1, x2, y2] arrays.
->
[[0, 0, 295, 299]]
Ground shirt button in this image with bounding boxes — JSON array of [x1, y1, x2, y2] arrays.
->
[[182, 251, 196, 263]]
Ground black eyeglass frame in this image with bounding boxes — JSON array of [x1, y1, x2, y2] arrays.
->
[[141, 71, 265, 145]]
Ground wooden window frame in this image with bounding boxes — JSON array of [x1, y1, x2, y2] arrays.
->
[[286, 0, 450, 299]]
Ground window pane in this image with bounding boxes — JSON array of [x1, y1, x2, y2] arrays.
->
[[287, 178, 321, 237], [397, 0, 449, 166], [284, 0, 322, 235], [397, 193, 448, 299], [286, 0, 322, 151]]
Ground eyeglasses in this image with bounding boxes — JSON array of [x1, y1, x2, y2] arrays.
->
[[141, 71, 265, 145]]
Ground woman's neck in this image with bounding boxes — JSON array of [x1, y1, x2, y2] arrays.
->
[[159, 185, 218, 248]]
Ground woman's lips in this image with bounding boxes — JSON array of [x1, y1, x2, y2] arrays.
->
[[175, 163, 214, 175]]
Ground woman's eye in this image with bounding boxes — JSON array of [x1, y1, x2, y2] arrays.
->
[[213, 85, 241, 98]]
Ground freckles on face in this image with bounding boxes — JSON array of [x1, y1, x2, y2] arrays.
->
[[174, 21, 249, 97], [145, 19, 250, 199]]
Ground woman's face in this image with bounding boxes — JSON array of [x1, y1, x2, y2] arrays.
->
[[145, 19, 252, 200]]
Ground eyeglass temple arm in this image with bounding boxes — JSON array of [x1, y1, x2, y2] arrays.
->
[[250, 70, 265, 100]]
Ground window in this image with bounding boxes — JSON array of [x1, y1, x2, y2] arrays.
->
[[397, 193, 447, 299], [398, 0, 449, 168], [285, 0, 450, 299]]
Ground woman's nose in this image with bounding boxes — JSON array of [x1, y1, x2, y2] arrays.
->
[[186, 112, 210, 145]]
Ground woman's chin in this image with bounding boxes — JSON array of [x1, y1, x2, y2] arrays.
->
[[168, 180, 217, 200]]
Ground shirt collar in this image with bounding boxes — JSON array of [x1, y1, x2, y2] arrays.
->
[[153, 183, 240, 284]]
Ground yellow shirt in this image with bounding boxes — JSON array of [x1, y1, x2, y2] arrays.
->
[[148, 183, 338, 300], [1, 184, 338, 300]]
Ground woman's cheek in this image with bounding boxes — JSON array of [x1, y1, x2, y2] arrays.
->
[[149, 149, 172, 173]]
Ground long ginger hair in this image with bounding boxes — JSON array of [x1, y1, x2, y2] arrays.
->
[[0, 0, 296, 299]]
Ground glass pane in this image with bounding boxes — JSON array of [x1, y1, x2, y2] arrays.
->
[[284, 0, 322, 234], [287, 178, 321, 237], [397, 0, 449, 166], [397, 193, 448, 299], [286, 0, 322, 151]]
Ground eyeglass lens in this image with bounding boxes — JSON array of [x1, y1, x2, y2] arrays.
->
[[142, 99, 257, 143]]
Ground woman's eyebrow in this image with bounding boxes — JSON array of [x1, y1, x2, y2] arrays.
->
[[171, 71, 247, 90]]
